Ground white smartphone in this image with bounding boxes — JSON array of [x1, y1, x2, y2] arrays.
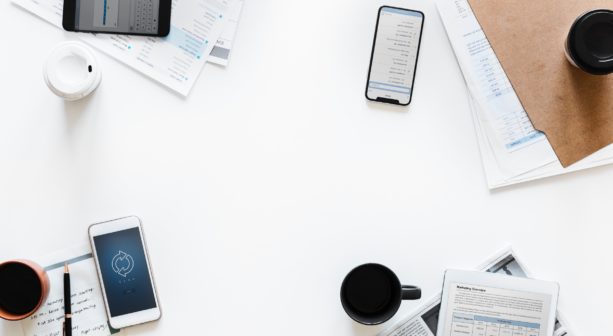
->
[[89, 216, 161, 329]]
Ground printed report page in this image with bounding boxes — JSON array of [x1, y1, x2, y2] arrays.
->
[[441, 283, 552, 336], [11, 0, 230, 96]]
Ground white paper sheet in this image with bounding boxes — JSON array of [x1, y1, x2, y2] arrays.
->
[[469, 91, 613, 188], [437, 0, 558, 177], [208, 0, 244, 66], [20, 245, 123, 336], [438, 0, 613, 188], [12, 0, 232, 96], [378, 247, 574, 336]]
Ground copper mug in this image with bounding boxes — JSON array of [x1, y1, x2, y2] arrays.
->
[[0, 260, 50, 320]]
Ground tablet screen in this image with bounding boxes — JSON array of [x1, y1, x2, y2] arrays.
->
[[437, 270, 558, 336], [441, 283, 552, 336]]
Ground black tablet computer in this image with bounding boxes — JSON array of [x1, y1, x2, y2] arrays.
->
[[63, 0, 171, 37]]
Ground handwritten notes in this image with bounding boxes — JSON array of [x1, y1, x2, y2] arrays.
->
[[21, 247, 121, 336]]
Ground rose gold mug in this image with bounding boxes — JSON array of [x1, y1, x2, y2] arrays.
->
[[0, 260, 50, 321]]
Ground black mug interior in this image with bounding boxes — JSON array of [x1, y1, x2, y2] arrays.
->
[[0, 262, 43, 316], [567, 9, 613, 74], [341, 263, 419, 325]]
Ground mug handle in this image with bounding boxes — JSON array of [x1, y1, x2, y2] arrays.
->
[[401, 285, 421, 300]]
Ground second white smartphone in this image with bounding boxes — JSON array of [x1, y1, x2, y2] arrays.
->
[[89, 216, 161, 329]]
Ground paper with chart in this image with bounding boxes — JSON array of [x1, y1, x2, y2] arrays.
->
[[378, 248, 572, 336], [468, 89, 613, 187], [209, 0, 244, 66], [20, 245, 122, 336], [442, 282, 553, 336], [436, 0, 558, 177], [12, 0, 231, 96], [437, 0, 613, 188]]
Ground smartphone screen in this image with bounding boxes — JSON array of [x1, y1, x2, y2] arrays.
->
[[63, 0, 171, 36], [365, 7, 424, 105], [93, 227, 157, 317]]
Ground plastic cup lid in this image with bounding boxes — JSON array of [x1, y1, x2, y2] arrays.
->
[[43, 41, 101, 100]]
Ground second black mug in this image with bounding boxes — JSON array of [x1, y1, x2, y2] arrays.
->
[[340, 263, 421, 325]]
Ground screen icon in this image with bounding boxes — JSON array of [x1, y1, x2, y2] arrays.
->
[[112, 251, 134, 277]]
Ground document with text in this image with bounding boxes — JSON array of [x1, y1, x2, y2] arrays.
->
[[12, 0, 232, 96], [436, 0, 557, 177], [443, 282, 551, 336], [20, 245, 123, 336], [209, 0, 244, 66], [438, 0, 613, 188], [378, 248, 572, 336]]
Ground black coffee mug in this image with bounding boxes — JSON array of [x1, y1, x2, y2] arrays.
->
[[565, 9, 613, 75], [0, 260, 49, 321], [340, 263, 421, 325]]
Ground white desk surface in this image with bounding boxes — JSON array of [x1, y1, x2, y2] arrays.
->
[[1, 0, 611, 335]]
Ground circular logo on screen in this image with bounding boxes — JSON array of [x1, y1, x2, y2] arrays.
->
[[111, 250, 134, 277]]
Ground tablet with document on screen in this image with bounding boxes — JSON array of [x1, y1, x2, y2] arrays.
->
[[436, 269, 559, 336]]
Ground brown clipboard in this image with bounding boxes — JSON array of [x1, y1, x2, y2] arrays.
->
[[467, 0, 613, 167]]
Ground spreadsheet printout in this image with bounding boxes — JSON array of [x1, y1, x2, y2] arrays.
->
[[443, 0, 545, 152], [437, 0, 560, 177], [439, 0, 613, 188]]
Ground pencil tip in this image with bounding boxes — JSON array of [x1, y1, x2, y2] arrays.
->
[[64, 262, 69, 273]]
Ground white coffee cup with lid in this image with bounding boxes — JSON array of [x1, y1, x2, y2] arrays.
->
[[43, 41, 102, 101]]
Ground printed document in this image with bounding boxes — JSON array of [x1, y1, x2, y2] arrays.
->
[[378, 248, 572, 336], [437, 0, 613, 188], [20, 245, 122, 336], [442, 283, 552, 336], [436, 0, 557, 177], [468, 91, 613, 187], [209, 0, 244, 66], [12, 0, 231, 96]]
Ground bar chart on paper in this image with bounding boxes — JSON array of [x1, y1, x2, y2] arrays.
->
[[451, 313, 540, 336]]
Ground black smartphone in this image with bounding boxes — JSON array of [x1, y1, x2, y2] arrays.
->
[[365, 6, 425, 106], [62, 0, 171, 37]]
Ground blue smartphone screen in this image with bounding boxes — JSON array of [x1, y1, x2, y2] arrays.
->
[[93, 227, 157, 317]]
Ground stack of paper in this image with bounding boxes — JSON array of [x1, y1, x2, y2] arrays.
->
[[378, 247, 574, 336], [12, 0, 245, 96], [437, 0, 613, 189]]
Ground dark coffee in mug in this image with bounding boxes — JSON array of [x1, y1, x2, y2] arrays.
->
[[565, 9, 613, 75], [0, 260, 49, 320], [341, 263, 421, 325]]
